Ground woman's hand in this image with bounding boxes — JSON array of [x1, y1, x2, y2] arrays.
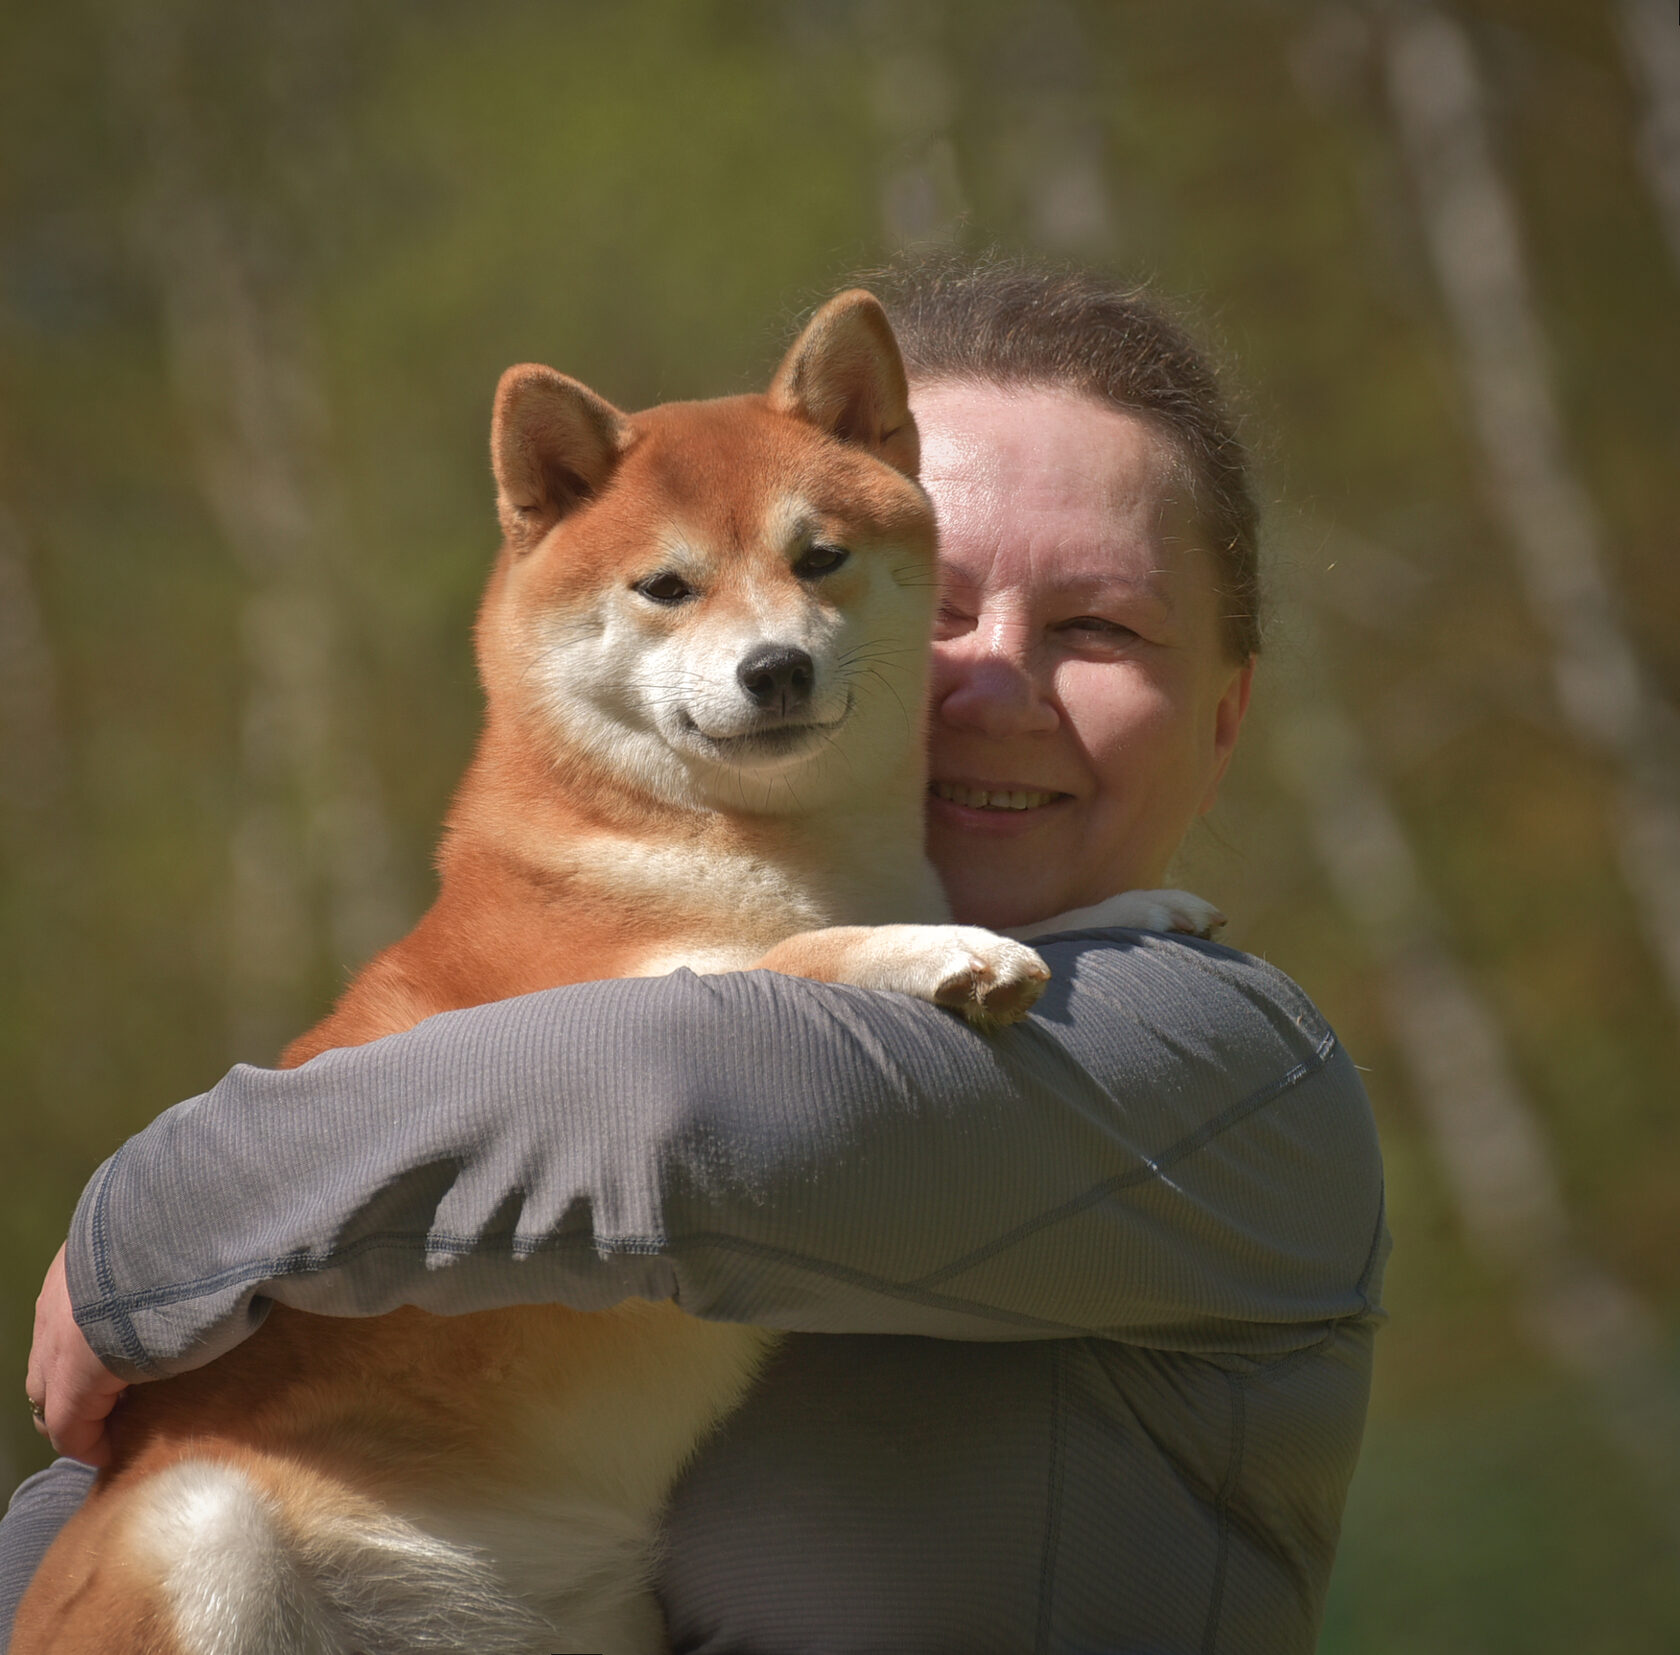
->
[[25, 1244, 130, 1467]]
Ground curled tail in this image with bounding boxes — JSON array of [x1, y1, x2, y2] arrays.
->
[[20, 1458, 566, 1655]]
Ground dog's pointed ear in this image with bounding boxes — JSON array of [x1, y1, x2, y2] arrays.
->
[[491, 366, 631, 552], [767, 290, 919, 479]]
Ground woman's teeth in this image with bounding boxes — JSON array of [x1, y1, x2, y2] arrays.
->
[[931, 782, 1059, 811]]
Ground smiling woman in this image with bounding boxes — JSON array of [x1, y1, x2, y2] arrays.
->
[[919, 384, 1253, 928], [5, 255, 1383, 1655], [868, 252, 1262, 933]]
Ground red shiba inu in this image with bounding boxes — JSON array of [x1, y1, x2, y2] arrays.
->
[[14, 292, 1057, 1655]]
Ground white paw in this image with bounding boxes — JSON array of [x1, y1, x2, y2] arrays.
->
[[1008, 889, 1227, 941], [850, 925, 1051, 1026]]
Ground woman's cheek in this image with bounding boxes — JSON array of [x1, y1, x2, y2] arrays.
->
[[1059, 661, 1182, 762]]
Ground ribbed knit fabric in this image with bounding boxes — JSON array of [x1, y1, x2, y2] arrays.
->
[[3, 930, 1386, 1653], [0, 1466, 93, 1652]]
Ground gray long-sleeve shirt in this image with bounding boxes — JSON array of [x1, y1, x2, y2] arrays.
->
[[3, 929, 1387, 1653]]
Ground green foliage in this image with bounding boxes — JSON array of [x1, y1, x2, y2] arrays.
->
[[1324, 1362, 1680, 1653]]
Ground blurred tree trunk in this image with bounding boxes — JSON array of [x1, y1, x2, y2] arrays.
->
[[855, 0, 966, 246], [1376, 0, 1680, 1023], [1618, 0, 1680, 277], [0, 501, 80, 1095], [0, 508, 68, 842], [0, 502, 98, 1115], [0, 504, 77, 1493], [109, 4, 405, 1063], [989, 0, 1114, 257], [1271, 566, 1680, 1547]]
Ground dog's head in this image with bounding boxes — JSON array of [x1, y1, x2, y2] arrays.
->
[[477, 291, 938, 816]]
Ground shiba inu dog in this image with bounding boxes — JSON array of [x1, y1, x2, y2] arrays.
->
[[13, 292, 1058, 1655]]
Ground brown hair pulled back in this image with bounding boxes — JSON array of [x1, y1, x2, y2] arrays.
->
[[862, 250, 1261, 662]]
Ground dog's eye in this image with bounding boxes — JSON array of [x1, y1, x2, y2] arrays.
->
[[794, 544, 849, 579], [635, 572, 694, 605]]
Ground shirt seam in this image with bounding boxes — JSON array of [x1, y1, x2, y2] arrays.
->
[[74, 1228, 1105, 1339], [908, 1024, 1338, 1292], [1201, 1368, 1249, 1655], [1035, 1341, 1066, 1654], [82, 1157, 153, 1376], [1355, 1183, 1388, 1312], [1086, 1325, 1336, 1527]]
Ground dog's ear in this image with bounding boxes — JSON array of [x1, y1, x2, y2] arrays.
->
[[491, 366, 631, 552], [767, 290, 919, 479]]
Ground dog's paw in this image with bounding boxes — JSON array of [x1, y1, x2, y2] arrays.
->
[[1097, 889, 1227, 939], [926, 929, 1052, 1025], [1009, 888, 1227, 941], [756, 923, 1051, 1025], [829, 924, 1051, 1026]]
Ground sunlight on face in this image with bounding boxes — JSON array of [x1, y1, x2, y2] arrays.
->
[[914, 383, 1253, 930]]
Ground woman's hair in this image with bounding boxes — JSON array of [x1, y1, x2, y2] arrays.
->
[[862, 250, 1261, 661]]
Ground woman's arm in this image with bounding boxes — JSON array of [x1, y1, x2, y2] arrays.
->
[[47, 930, 1385, 1434]]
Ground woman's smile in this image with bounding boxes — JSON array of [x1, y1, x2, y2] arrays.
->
[[928, 779, 1068, 812], [926, 780, 1074, 840]]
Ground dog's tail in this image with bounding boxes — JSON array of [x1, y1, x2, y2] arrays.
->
[[115, 1457, 562, 1655]]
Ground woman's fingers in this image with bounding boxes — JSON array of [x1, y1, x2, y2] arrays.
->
[[27, 1243, 128, 1468]]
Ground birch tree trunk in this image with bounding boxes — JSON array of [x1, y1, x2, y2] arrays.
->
[[110, 5, 405, 1062], [1618, 0, 1680, 277], [1271, 553, 1680, 1547], [1375, 0, 1680, 1021]]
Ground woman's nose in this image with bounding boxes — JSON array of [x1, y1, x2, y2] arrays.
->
[[930, 632, 1059, 736]]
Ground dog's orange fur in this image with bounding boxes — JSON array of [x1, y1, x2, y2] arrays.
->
[[15, 293, 1048, 1655]]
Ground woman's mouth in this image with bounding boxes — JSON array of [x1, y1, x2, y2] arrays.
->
[[929, 781, 1065, 812]]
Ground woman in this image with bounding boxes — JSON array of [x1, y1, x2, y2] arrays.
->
[[7, 255, 1386, 1653]]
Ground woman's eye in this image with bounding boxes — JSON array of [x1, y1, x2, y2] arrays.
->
[[635, 572, 694, 604], [794, 543, 849, 578], [1061, 616, 1137, 641]]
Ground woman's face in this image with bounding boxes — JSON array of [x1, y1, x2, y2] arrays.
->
[[914, 383, 1253, 930]]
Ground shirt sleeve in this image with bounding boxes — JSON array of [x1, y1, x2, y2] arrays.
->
[[0, 1461, 96, 1651], [67, 931, 1388, 1383]]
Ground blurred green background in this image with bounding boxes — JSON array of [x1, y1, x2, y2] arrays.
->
[[2, 0, 1677, 1647]]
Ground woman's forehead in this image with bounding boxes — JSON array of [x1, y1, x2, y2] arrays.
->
[[911, 381, 1180, 502], [913, 382, 1204, 589]]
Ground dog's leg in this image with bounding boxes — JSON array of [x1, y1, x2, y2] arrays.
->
[[755, 924, 1051, 1025]]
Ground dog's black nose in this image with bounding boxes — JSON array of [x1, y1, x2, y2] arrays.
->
[[737, 645, 815, 715]]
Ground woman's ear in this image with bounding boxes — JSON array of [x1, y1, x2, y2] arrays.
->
[[1199, 657, 1254, 815], [491, 366, 631, 553], [767, 290, 920, 479]]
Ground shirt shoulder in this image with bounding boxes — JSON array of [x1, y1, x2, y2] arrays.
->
[[1021, 928, 1356, 1113], [1032, 926, 1332, 1028]]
